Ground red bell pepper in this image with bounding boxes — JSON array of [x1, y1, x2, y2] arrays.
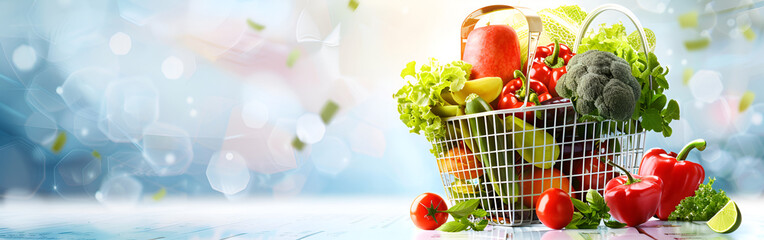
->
[[497, 70, 553, 120], [528, 39, 574, 98], [638, 139, 706, 221], [605, 161, 663, 227]]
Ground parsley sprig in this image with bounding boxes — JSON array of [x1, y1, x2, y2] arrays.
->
[[668, 178, 730, 221]]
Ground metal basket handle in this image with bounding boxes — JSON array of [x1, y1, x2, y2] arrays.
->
[[460, 5, 542, 105], [573, 4, 653, 89]]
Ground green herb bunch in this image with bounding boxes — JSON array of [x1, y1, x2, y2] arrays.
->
[[669, 178, 730, 221]]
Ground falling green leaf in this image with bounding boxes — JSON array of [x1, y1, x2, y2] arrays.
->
[[92, 150, 101, 160], [684, 37, 710, 51], [320, 100, 340, 124], [286, 49, 300, 68], [51, 132, 66, 154], [678, 11, 698, 28], [348, 0, 359, 11], [683, 68, 693, 85], [152, 187, 167, 201], [292, 137, 306, 151], [741, 25, 756, 41], [246, 19, 265, 31], [740, 91, 755, 112]]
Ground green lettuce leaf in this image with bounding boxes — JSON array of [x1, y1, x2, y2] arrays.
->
[[395, 59, 471, 155]]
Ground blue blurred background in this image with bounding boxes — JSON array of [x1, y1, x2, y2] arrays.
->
[[0, 0, 762, 204]]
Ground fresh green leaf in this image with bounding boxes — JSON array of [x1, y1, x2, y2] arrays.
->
[[394, 59, 472, 156], [565, 212, 584, 229], [51, 132, 67, 154], [662, 100, 680, 120], [320, 100, 340, 124], [572, 198, 591, 213], [472, 209, 488, 218], [684, 37, 711, 51], [641, 108, 663, 131], [586, 189, 606, 209], [441, 199, 480, 218], [436, 221, 469, 232], [662, 124, 673, 137], [628, 28, 656, 53], [287, 49, 301, 68], [650, 94, 667, 110], [577, 221, 601, 229], [347, 0, 359, 11], [678, 11, 698, 28], [291, 137, 306, 151], [604, 220, 627, 228], [740, 91, 755, 112], [246, 19, 265, 31], [473, 219, 489, 231]]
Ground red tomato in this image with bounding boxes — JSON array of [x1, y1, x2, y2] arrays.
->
[[536, 188, 574, 230], [410, 193, 449, 230]]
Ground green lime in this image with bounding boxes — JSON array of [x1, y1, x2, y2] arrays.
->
[[706, 200, 742, 234]]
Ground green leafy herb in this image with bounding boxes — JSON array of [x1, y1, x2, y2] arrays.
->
[[292, 137, 306, 151], [435, 199, 489, 232], [347, 0, 359, 11], [246, 19, 265, 31], [566, 189, 626, 229], [320, 100, 340, 124], [287, 49, 301, 68], [51, 132, 67, 154], [669, 178, 730, 221], [684, 37, 711, 51], [739, 91, 755, 112], [394, 59, 471, 156], [578, 23, 679, 137], [152, 187, 167, 201]]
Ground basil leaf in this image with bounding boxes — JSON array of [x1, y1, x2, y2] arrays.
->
[[472, 209, 488, 218], [605, 220, 627, 228], [473, 219, 489, 231], [578, 221, 601, 229], [437, 221, 469, 232], [571, 198, 591, 213], [442, 199, 480, 218], [586, 189, 605, 206]]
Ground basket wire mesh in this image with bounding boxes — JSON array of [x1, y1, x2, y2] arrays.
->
[[434, 4, 653, 226]]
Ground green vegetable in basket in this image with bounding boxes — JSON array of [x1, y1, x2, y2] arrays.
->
[[394, 59, 471, 155], [577, 23, 680, 137], [555, 50, 642, 121], [505, 116, 559, 169], [464, 93, 518, 204]]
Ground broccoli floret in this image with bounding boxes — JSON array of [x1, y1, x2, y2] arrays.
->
[[556, 50, 641, 121]]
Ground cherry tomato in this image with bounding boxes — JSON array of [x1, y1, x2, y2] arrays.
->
[[410, 193, 449, 230], [536, 188, 574, 230]]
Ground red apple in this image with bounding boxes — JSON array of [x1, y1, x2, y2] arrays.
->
[[462, 25, 522, 84]]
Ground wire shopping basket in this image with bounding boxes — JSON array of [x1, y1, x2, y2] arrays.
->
[[434, 4, 653, 226]]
